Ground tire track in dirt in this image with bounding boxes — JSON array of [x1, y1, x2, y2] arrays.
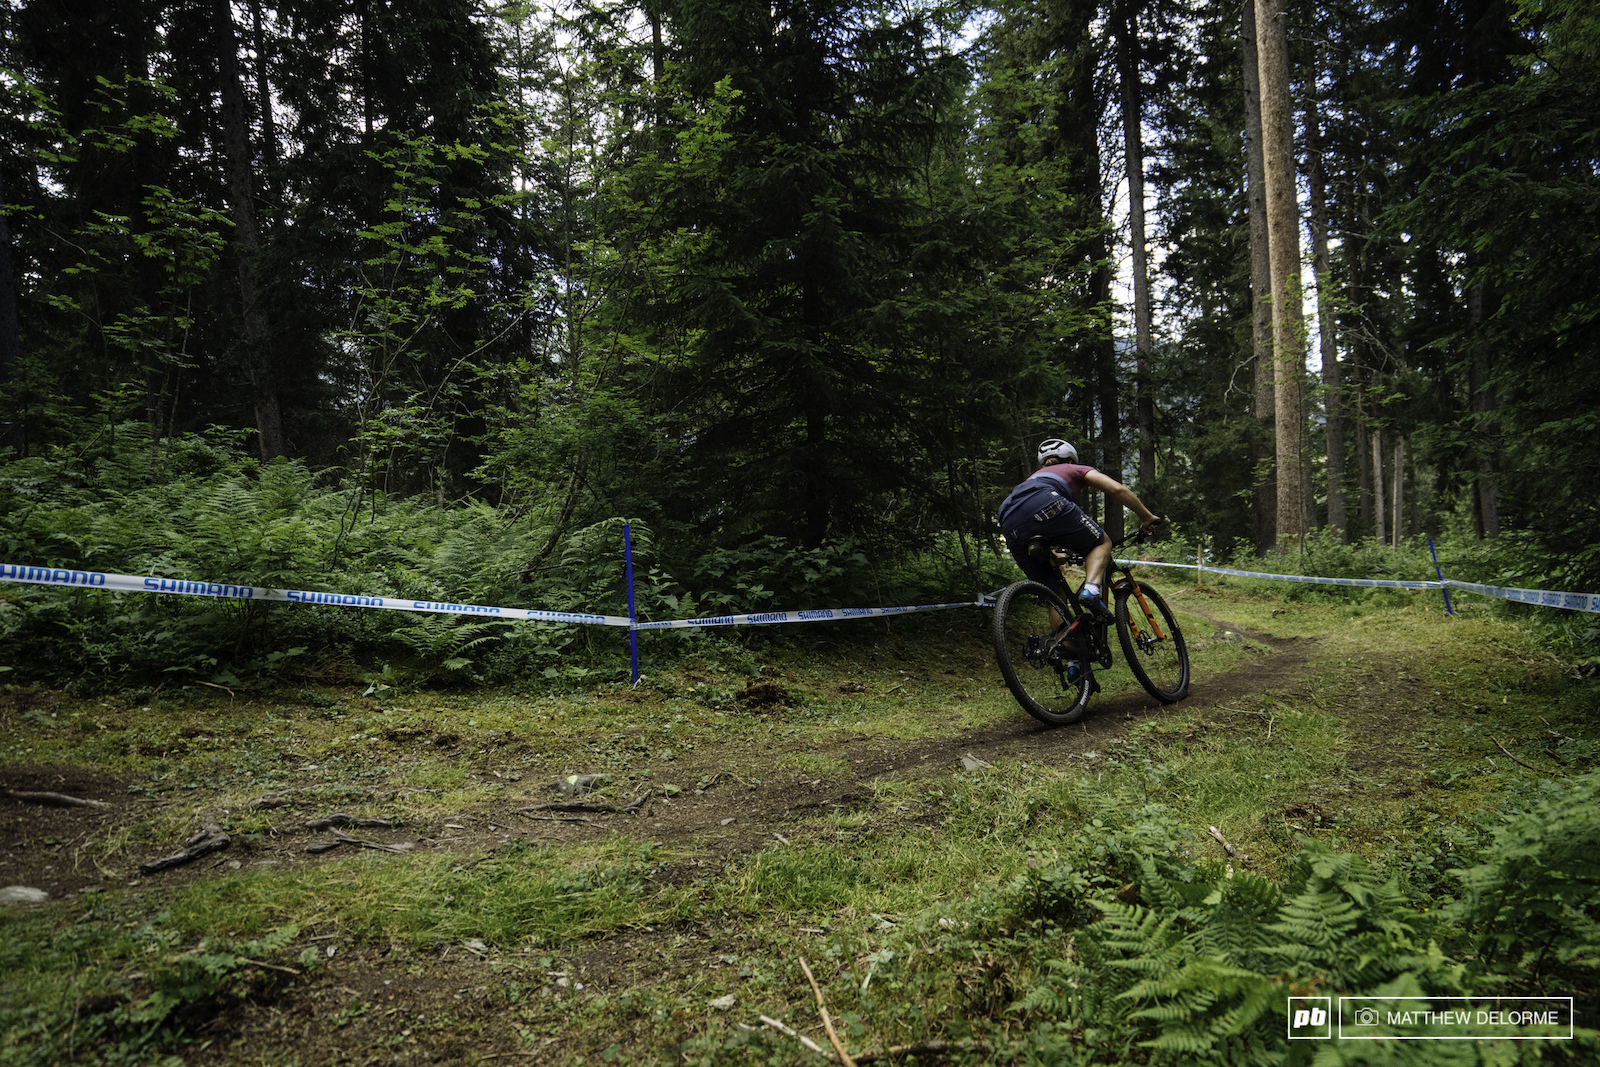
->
[[609, 622, 1319, 861]]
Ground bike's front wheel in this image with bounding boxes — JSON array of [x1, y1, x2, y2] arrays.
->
[[1114, 581, 1189, 702], [993, 580, 1092, 726]]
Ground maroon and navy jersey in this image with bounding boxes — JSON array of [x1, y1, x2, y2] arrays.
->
[[1032, 463, 1095, 503]]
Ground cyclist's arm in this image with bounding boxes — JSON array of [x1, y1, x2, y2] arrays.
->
[[1084, 470, 1161, 531]]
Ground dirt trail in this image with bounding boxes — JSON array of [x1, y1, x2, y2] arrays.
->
[[1, 621, 1322, 1065], [2, 622, 1311, 901]]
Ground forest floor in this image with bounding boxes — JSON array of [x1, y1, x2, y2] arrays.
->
[[3, 583, 1596, 1065]]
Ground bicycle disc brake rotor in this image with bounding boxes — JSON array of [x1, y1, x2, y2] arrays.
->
[[1025, 633, 1061, 668]]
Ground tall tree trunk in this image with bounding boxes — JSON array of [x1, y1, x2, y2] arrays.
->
[[1305, 87, 1346, 541], [1254, 0, 1306, 543], [1117, 3, 1155, 489], [1355, 400, 1372, 536], [246, 0, 279, 185], [1467, 288, 1500, 538], [358, 0, 374, 138], [0, 162, 21, 454], [1371, 428, 1386, 547], [215, 0, 285, 460], [1061, 13, 1121, 542], [1242, 0, 1276, 552], [1347, 175, 1375, 539], [1392, 438, 1404, 546], [1090, 229, 1122, 542]]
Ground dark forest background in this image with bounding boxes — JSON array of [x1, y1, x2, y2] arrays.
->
[[1, 0, 1596, 685]]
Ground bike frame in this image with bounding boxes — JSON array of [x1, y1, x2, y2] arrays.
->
[[998, 521, 1190, 723]]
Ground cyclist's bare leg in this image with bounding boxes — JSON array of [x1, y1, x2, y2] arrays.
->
[[1083, 534, 1114, 590]]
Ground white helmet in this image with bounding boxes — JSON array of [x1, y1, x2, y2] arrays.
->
[[1037, 438, 1077, 465]]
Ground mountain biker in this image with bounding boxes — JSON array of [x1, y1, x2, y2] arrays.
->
[[997, 437, 1163, 617]]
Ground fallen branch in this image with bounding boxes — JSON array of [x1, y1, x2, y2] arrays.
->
[[237, 957, 302, 977], [1207, 825, 1252, 866], [140, 824, 230, 873], [1, 787, 111, 810], [518, 790, 652, 817], [328, 828, 413, 854], [760, 1015, 830, 1059], [1492, 737, 1553, 775], [799, 958, 858, 1067], [517, 812, 594, 825]]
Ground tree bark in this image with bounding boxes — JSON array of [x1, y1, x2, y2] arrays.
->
[[1091, 246, 1121, 543], [1242, 0, 1276, 552], [1117, 3, 1155, 489], [215, 0, 285, 460], [1254, 0, 1307, 543], [1371, 428, 1386, 547], [1305, 86, 1346, 541], [1392, 438, 1404, 546]]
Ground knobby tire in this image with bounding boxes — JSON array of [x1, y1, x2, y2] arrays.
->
[[992, 580, 1092, 726], [1113, 581, 1189, 702]]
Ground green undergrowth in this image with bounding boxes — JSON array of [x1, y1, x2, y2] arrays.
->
[[2, 590, 1598, 1064]]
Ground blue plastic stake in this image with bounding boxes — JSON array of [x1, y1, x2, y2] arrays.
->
[[1428, 536, 1454, 617], [624, 523, 640, 683]]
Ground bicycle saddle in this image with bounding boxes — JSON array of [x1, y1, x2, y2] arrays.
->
[[1025, 537, 1084, 566]]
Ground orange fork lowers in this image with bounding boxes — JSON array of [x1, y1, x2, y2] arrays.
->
[[1132, 586, 1168, 641]]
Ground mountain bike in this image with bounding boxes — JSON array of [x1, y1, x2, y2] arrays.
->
[[991, 526, 1189, 726]]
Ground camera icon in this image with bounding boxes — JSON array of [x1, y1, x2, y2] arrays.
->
[[1352, 1007, 1380, 1026]]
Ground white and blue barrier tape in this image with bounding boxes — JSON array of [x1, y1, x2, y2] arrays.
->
[[1440, 579, 1600, 614], [3, 556, 1596, 640], [1121, 559, 1441, 590], [0, 562, 978, 630], [0, 563, 635, 627], [633, 601, 978, 631], [1114, 558, 1600, 614]]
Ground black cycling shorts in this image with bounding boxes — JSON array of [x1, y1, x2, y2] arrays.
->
[[999, 484, 1106, 588]]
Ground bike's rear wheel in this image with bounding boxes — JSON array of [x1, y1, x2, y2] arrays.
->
[[993, 580, 1092, 726], [1113, 581, 1189, 702]]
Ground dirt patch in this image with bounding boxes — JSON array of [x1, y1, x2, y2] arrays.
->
[[1, 763, 139, 899]]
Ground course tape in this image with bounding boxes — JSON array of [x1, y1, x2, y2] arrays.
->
[[632, 601, 977, 631], [1119, 559, 1439, 589], [8, 560, 1595, 631], [1115, 559, 1600, 613], [0, 563, 635, 627], [1441, 579, 1600, 614], [0, 562, 978, 630]]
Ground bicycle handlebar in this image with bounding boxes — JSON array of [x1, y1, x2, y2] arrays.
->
[[1112, 515, 1169, 552]]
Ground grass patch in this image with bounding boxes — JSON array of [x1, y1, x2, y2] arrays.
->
[[3, 592, 1598, 1064]]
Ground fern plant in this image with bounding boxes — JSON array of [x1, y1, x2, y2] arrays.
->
[[1007, 791, 1600, 1066], [1440, 769, 1600, 998]]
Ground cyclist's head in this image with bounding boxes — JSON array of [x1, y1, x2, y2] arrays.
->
[[1037, 438, 1078, 466]]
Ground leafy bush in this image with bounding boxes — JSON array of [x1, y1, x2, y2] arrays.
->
[[0, 431, 982, 688]]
